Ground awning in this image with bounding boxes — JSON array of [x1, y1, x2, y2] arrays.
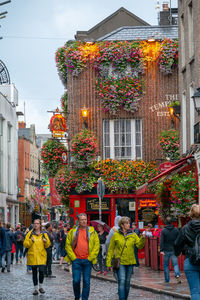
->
[[136, 155, 195, 195]]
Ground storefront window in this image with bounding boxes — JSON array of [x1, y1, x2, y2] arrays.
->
[[137, 198, 158, 227], [115, 198, 136, 222]]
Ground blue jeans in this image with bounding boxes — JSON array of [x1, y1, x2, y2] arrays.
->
[[184, 258, 200, 300], [2, 251, 11, 271], [16, 243, 23, 262], [53, 242, 60, 260], [72, 258, 92, 300], [163, 251, 180, 282], [117, 264, 134, 300]]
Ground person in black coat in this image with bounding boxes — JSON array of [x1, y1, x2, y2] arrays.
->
[[44, 223, 55, 278], [174, 204, 200, 300], [132, 222, 140, 267], [2, 223, 15, 272], [160, 216, 181, 283]]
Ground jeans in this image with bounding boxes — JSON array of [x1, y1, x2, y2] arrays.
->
[[184, 258, 200, 300], [44, 247, 52, 275], [163, 251, 180, 282], [72, 258, 92, 300], [2, 251, 11, 271], [32, 266, 44, 286], [53, 242, 60, 260], [134, 245, 139, 266], [97, 246, 107, 272], [16, 243, 23, 262], [117, 264, 134, 300]]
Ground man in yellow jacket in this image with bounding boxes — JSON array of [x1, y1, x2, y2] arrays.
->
[[66, 213, 99, 300]]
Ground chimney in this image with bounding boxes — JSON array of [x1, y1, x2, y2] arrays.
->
[[18, 121, 26, 129], [163, 1, 169, 11]]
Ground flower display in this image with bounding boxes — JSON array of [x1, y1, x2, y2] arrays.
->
[[155, 170, 198, 218], [70, 129, 98, 168], [158, 39, 178, 74], [60, 91, 68, 117], [55, 46, 68, 83], [41, 139, 66, 177], [96, 76, 143, 114], [158, 129, 180, 161]]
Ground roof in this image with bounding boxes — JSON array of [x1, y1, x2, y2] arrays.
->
[[75, 7, 149, 40], [98, 25, 178, 41]]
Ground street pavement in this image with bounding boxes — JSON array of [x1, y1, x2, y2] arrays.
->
[[0, 260, 184, 300]]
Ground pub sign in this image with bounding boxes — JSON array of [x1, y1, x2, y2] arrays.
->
[[86, 198, 110, 211]]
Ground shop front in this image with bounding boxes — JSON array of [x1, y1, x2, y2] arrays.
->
[[68, 192, 157, 228]]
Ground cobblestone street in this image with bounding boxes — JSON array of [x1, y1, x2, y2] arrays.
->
[[0, 262, 183, 300]]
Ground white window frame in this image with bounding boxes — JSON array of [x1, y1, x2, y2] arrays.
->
[[182, 92, 187, 153], [190, 85, 194, 145], [103, 119, 142, 160]]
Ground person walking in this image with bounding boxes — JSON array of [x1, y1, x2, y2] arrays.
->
[[65, 213, 100, 300], [14, 225, 24, 264], [106, 216, 146, 300], [44, 222, 55, 278], [132, 222, 140, 267], [105, 215, 121, 253], [1, 223, 15, 272], [174, 204, 200, 300], [59, 224, 68, 266], [23, 219, 50, 295], [0, 221, 6, 272], [96, 223, 108, 276], [160, 216, 181, 283]]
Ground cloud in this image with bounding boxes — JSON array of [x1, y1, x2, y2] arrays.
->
[[18, 99, 51, 134]]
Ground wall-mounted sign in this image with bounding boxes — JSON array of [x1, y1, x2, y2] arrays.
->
[[159, 161, 175, 172], [50, 113, 66, 138], [139, 199, 157, 208], [61, 151, 68, 164], [142, 208, 155, 223], [86, 198, 110, 211], [129, 202, 135, 211]]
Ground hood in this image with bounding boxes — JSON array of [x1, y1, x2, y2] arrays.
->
[[165, 224, 175, 230], [114, 216, 121, 228], [184, 220, 200, 244]]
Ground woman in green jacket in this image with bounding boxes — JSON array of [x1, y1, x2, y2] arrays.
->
[[106, 217, 145, 300]]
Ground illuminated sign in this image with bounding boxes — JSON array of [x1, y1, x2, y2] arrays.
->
[[50, 113, 66, 138], [139, 199, 157, 208]]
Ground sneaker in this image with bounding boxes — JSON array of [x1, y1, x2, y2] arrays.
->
[[103, 271, 107, 276], [33, 290, 38, 296], [7, 270, 10, 272], [96, 271, 102, 275], [1, 267, 5, 272], [39, 288, 45, 294], [48, 274, 56, 278], [176, 276, 181, 284]]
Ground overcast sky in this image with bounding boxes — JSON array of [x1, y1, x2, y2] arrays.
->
[[0, 0, 177, 133]]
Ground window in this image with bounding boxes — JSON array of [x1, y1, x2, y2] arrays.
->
[[103, 119, 142, 160], [188, 2, 194, 58], [7, 123, 12, 194]]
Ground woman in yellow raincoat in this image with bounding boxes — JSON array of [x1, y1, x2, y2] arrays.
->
[[23, 219, 50, 296]]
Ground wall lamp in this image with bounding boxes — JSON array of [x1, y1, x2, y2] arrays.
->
[[81, 107, 88, 128], [192, 88, 200, 115]]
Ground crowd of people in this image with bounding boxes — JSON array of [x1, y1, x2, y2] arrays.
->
[[0, 204, 200, 300]]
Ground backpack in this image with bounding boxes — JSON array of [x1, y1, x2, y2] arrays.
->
[[187, 232, 200, 266]]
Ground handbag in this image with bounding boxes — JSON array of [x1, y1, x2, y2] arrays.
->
[[112, 240, 127, 270]]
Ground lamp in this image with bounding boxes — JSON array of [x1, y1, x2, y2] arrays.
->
[[81, 107, 88, 128], [192, 88, 200, 115], [148, 36, 155, 42], [168, 106, 175, 128]]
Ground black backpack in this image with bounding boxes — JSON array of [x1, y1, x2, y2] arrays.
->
[[187, 232, 200, 266]]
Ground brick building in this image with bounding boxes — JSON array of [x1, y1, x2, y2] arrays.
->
[[66, 25, 178, 163], [178, 0, 200, 152], [18, 122, 40, 225]]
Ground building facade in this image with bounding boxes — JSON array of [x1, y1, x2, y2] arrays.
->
[[0, 84, 19, 227], [179, 0, 200, 153]]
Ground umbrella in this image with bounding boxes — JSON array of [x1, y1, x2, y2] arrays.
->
[[90, 220, 110, 233]]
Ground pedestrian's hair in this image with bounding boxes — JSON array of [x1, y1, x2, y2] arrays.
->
[[77, 213, 87, 220], [189, 204, 200, 219], [147, 223, 153, 228], [118, 217, 130, 229], [34, 219, 41, 225], [45, 222, 51, 229], [132, 222, 136, 226], [165, 216, 172, 225], [6, 223, 11, 229]]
